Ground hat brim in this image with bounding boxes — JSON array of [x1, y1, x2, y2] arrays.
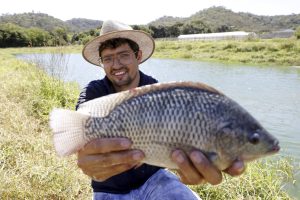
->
[[82, 30, 155, 66]]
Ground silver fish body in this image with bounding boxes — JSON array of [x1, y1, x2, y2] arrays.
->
[[50, 82, 280, 170]]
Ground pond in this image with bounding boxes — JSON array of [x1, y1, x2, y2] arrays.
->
[[17, 53, 300, 197]]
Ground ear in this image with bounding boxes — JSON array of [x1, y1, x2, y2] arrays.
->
[[137, 50, 143, 63]]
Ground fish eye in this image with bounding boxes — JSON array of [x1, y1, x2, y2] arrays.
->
[[248, 132, 260, 144]]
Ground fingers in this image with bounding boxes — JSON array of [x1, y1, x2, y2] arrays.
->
[[77, 149, 144, 168], [77, 138, 145, 181], [171, 149, 222, 185], [224, 159, 245, 176], [190, 151, 222, 185], [171, 149, 205, 185], [79, 138, 132, 155]]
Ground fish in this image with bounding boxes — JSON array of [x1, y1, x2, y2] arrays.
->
[[49, 81, 280, 170]]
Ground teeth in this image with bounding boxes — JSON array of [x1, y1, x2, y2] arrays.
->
[[114, 71, 125, 76]]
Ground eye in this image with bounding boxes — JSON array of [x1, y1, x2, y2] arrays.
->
[[119, 53, 130, 58], [102, 57, 113, 63], [248, 132, 260, 144]]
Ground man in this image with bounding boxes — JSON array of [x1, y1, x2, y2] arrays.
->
[[76, 20, 245, 199]]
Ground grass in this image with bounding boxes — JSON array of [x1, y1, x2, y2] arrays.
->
[[0, 50, 91, 199], [154, 38, 300, 66], [0, 46, 299, 199]]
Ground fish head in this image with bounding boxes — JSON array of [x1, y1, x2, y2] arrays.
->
[[215, 100, 280, 165]]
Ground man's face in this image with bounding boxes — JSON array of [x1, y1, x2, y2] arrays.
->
[[100, 43, 142, 91]]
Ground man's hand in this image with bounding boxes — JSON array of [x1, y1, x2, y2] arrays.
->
[[171, 149, 245, 185], [77, 138, 144, 181]]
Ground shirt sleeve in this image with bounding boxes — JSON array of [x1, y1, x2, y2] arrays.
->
[[75, 80, 106, 110]]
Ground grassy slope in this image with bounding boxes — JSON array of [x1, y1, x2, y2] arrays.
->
[[154, 38, 300, 66], [0, 50, 91, 199], [0, 46, 298, 199]]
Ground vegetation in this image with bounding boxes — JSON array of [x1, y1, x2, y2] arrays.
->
[[65, 18, 103, 32], [0, 12, 69, 32], [295, 26, 300, 39], [0, 49, 91, 198], [1, 7, 300, 48], [154, 38, 300, 66], [0, 47, 299, 199], [0, 23, 69, 47], [150, 6, 300, 33]]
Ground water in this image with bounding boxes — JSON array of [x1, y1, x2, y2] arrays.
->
[[17, 53, 300, 197]]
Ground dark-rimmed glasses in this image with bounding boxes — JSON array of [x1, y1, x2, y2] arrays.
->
[[99, 51, 137, 67]]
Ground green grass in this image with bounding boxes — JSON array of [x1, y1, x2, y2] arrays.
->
[[0, 50, 91, 199], [154, 38, 300, 66], [0, 47, 299, 199]]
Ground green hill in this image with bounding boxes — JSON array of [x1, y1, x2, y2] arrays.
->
[[1, 7, 299, 34], [149, 6, 300, 33], [0, 12, 69, 32], [65, 18, 102, 32]]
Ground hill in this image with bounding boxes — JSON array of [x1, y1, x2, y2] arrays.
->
[[65, 18, 103, 32], [1, 7, 299, 34], [0, 12, 102, 32], [0, 12, 69, 32], [149, 6, 300, 33]]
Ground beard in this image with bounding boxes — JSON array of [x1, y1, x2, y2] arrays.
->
[[112, 75, 132, 87]]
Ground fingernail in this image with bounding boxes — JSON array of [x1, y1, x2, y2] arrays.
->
[[120, 140, 131, 148], [191, 152, 202, 164], [133, 152, 143, 160], [235, 161, 245, 173], [173, 151, 184, 163]]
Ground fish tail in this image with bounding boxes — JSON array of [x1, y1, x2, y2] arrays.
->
[[50, 108, 89, 157]]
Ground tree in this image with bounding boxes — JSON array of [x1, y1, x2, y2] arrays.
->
[[0, 23, 29, 47], [26, 27, 51, 46], [50, 27, 68, 46]]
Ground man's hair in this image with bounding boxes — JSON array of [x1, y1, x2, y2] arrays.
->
[[98, 38, 139, 58]]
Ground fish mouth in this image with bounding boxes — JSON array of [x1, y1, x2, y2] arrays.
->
[[268, 140, 280, 154], [268, 144, 280, 154], [241, 143, 280, 162]]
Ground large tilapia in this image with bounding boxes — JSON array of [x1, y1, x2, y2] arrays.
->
[[50, 81, 280, 170]]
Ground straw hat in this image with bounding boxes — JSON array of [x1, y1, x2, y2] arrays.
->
[[82, 20, 155, 66]]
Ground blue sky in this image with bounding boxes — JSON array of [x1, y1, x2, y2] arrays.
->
[[0, 0, 299, 24]]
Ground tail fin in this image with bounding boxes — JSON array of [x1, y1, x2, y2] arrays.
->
[[50, 108, 89, 157]]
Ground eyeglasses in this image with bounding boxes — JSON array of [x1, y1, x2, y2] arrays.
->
[[99, 51, 137, 67]]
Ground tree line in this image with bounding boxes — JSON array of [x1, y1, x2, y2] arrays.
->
[[0, 23, 68, 47], [1, 21, 300, 48], [0, 20, 219, 48]]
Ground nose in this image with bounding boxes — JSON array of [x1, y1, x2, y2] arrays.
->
[[112, 58, 123, 68]]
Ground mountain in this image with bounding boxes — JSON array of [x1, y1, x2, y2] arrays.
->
[[1, 7, 299, 34], [0, 12, 69, 32], [148, 16, 187, 26], [149, 6, 300, 32], [65, 18, 103, 32], [0, 12, 102, 32]]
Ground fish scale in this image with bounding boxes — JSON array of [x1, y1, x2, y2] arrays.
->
[[50, 81, 280, 170]]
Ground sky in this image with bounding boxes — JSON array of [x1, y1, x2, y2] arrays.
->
[[1, 0, 300, 25]]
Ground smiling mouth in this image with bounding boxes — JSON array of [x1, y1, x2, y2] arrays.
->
[[113, 71, 126, 76]]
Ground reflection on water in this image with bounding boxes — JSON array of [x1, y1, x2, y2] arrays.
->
[[17, 53, 300, 197]]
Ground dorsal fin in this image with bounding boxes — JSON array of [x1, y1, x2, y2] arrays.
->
[[78, 81, 223, 117], [127, 81, 223, 98]]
